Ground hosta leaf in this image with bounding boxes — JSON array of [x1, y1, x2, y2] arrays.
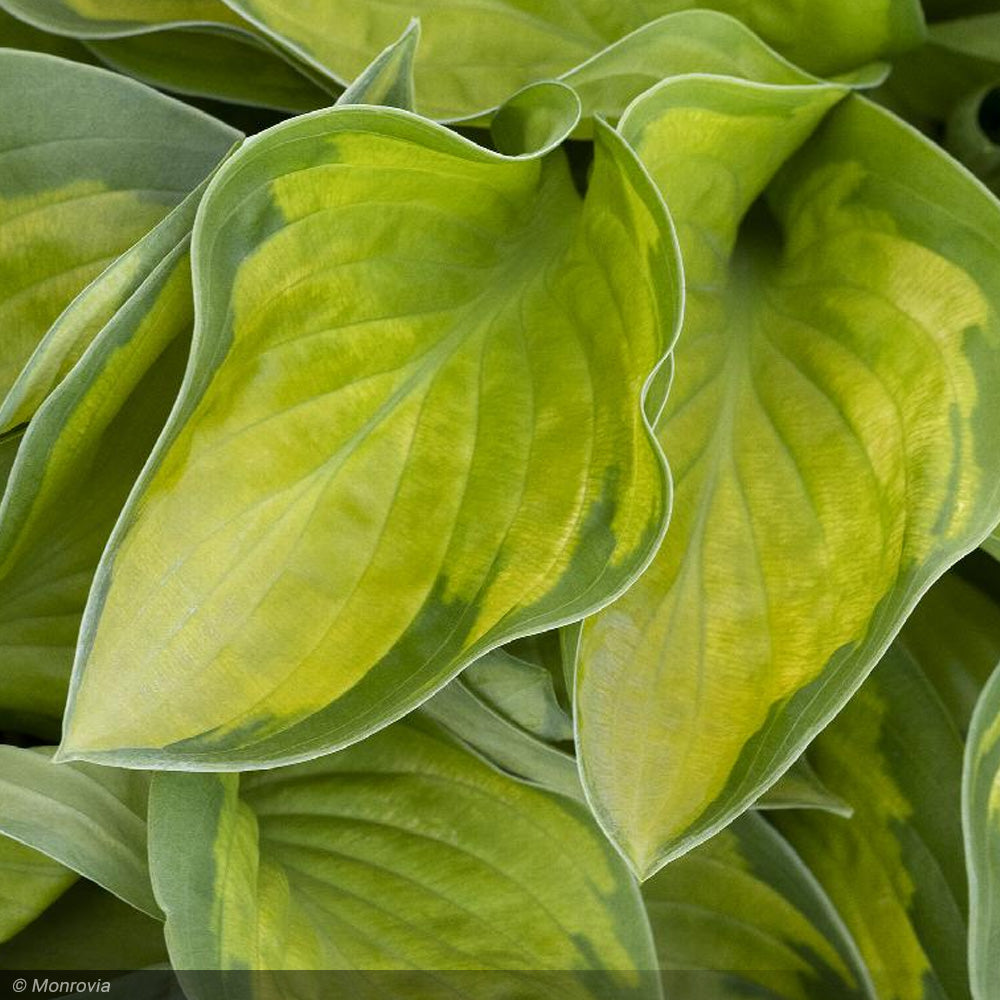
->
[[0, 880, 167, 971], [148, 721, 659, 997], [962, 660, 1000, 1000], [774, 646, 968, 1000], [898, 570, 1000, 734], [0, 6, 93, 60], [0, 0, 336, 112], [419, 664, 582, 801], [0, 50, 236, 402], [0, 0, 245, 35], [644, 812, 873, 999], [88, 27, 333, 112], [0, 836, 75, 944], [489, 82, 581, 158], [59, 109, 680, 769], [335, 18, 418, 111], [0, 240, 193, 735], [0, 746, 154, 917], [576, 79, 1000, 877], [556, 10, 838, 133], [0, 175, 211, 433], [461, 648, 572, 743], [755, 757, 853, 818], [222, 0, 924, 119]]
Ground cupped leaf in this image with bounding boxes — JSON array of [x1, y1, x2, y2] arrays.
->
[[644, 812, 874, 999], [0, 746, 155, 917], [774, 646, 969, 1000], [220, 0, 924, 119], [0, 50, 237, 402], [0, 836, 75, 944], [962, 660, 1000, 1000], [0, 239, 193, 736], [576, 80, 1000, 877], [0, 880, 167, 971], [59, 108, 680, 769], [149, 721, 660, 996]]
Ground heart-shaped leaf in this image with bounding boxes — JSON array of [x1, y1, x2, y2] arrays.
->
[[576, 79, 1000, 877], [59, 108, 680, 769]]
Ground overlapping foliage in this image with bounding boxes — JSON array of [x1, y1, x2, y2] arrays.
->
[[1, 1, 1000, 997]]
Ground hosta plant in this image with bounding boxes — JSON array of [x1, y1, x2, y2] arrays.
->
[[1, 2, 1000, 999]]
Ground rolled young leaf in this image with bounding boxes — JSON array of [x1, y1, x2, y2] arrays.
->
[[962, 659, 1000, 1000], [148, 721, 660, 997], [0, 50, 237, 401], [220, 0, 925, 119], [59, 108, 681, 769], [644, 812, 874, 999], [774, 646, 969, 1000], [575, 77, 1000, 877]]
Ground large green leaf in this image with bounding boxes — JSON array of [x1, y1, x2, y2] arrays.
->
[[0, 237, 193, 737], [58, 108, 680, 769], [774, 646, 969, 1000], [644, 812, 873, 998], [0, 880, 167, 971], [0, 836, 75, 945], [148, 721, 660, 997], [221, 0, 924, 119], [575, 77, 1000, 877], [0, 746, 155, 916], [962, 660, 1000, 1000], [0, 51, 236, 402]]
